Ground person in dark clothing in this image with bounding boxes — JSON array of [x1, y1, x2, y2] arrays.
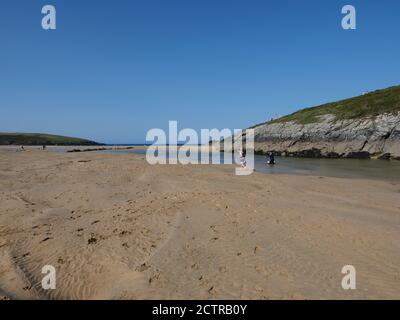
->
[[267, 152, 275, 165], [239, 149, 247, 167]]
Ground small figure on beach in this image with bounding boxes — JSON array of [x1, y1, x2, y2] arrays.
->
[[267, 152, 275, 165], [20, 146, 25, 151], [239, 149, 247, 167], [43, 145, 46, 150]]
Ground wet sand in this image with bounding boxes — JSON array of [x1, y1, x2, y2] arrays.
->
[[0, 147, 399, 299]]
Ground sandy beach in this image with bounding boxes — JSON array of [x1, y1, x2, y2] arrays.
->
[[0, 147, 399, 299]]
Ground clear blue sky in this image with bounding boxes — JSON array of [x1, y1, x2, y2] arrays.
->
[[1, 0, 399, 144]]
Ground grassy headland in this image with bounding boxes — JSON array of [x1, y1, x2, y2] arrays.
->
[[253, 85, 400, 126], [0, 133, 101, 146]]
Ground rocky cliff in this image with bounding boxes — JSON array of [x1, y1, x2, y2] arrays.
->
[[251, 113, 400, 159], [228, 85, 400, 160]]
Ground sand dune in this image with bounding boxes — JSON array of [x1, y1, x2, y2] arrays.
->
[[0, 147, 399, 299]]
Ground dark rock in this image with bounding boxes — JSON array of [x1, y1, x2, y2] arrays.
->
[[87, 237, 97, 244], [345, 151, 370, 159], [378, 153, 391, 160]]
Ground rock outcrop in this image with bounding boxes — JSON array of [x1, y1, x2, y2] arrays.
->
[[248, 113, 400, 159], [221, 85, 400, 160]]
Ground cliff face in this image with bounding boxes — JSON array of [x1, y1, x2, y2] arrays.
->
[[225, 85, 400, 160], [251, 113, 400, 159]]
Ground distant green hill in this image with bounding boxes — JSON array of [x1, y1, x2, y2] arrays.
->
[[0, 133, 101, 146], [255, 85, 400, 126]]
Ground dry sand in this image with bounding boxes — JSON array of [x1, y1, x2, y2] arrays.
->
[[0, 147, 399, 299]]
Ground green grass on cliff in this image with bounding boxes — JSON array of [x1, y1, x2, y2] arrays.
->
[[265, 85, 400, 126], [0, 133, 101, 146]]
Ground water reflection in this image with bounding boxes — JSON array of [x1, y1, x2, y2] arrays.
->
[[101, 148, 400, 181]]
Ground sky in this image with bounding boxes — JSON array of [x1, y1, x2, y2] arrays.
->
[[0, 0, 399, 144]]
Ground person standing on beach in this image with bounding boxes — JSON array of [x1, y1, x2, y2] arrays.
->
[[267, 152, 275, 165], [239, 149, 247, 167]]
